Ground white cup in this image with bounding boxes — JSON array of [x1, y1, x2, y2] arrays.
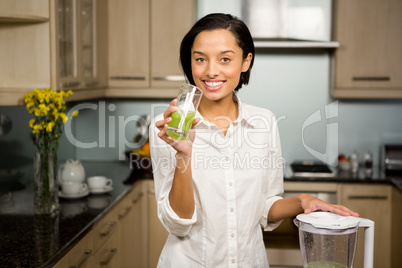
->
[[62, 181, 88, 196], [87, 176, 113, 191]]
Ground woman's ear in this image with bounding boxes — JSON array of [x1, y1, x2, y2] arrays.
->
[[241, 53, 253, 72]]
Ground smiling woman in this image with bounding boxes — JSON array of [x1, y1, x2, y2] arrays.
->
[[149, 13, 358, 267]]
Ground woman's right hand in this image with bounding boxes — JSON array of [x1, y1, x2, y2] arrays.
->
[[154, 99, 200, 158]]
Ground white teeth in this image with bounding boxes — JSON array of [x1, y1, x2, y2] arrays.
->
[[205, 81, 224, 87]]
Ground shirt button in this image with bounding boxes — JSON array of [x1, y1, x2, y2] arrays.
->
[[230, 208, 234, 212], [229, 182, 233, 186], [231, 233, 235, 238], [232, 259, 235, 263]]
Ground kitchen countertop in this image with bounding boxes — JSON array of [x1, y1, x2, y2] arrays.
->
[[0, 161, 400, 267], [0, 160, 138, 268], [284, 165, 402, 190]]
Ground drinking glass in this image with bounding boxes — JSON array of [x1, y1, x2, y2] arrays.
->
[[166, 84, 203, 140]]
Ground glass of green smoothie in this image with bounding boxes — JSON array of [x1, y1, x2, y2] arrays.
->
[[166, 84, 203, 140]]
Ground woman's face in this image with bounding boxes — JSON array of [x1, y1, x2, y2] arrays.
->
[[191, 29, 252, 102]]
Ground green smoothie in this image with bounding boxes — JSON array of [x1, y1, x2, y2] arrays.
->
[[166, 111, 196, 140], [306, 262, 346, 268]]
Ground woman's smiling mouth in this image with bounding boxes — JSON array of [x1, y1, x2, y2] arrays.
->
[[203, 80, 225, 91]]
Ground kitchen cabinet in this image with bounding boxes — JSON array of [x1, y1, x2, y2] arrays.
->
[[0, 0, 51, 105], [53, 203, 118, 268], [332, 0, 402, 99], [53, 231, 94, 268], [0, 0, 107, 106], [148, 182, 169, 268], [54, 0, 108, 101], [339, 184, 402, 268], [116, 179, 148, 267], [107, 0, 196, 98], [53, 179, 168, 267]]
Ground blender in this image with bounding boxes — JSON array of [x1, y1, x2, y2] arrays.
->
[[294, 212, 374, 268]]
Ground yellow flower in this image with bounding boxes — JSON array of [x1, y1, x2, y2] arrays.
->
[[59, 113, 68, 123], [29, 119, 36, 128], [46, 121, 55, 133], [32, 124, 43, 134], [72, 111, 79, 117], [24, 88, 76, 148]]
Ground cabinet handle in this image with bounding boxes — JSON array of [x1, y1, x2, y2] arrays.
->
[[152, 75, 185, 82], [69, 249, 92, 268], [132, 192, 144, 204], [110, 76, 146, 80], [352, 76, 390, 81], [100, 222, 116, 237], [62, 81, 80, 88], [347, 195, 388, 200], [100, 248, 118, 266], [85, 81, 99, 87], [118, 205, 132, 219]]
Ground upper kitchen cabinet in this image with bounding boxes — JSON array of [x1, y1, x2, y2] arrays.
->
[[107, 0, 196, 98], [0, 0, 51, 105], [55, 0, 108, 101], [0, 0, 108, 105], [332, 0, 402, 99]]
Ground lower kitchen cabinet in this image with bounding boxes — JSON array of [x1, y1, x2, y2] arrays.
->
[[53, 179, 168, 268], [339, 184, 402, 268], [53, 231, 94, 268]]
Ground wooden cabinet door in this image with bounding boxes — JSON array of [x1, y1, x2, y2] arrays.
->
[[339, 184, 392, 268], [115, 184, 147, 267], [53, 231, 94, 268], [150, 0, 195, 89], [333, 0, 402, 98], [92, 234, 119, 268], [147, 183, 169, 268], [108, 0, 150, 88]]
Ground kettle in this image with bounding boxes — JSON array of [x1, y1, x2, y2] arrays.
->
[[294, 212, 374, 268], [58, 159, 85, 184]]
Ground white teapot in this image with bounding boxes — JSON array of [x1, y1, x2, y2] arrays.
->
[[58, 159, 85, 184]]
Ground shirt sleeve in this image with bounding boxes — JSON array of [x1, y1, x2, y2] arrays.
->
[[149, 115, 197, 237], [259, 113, 285, 232]]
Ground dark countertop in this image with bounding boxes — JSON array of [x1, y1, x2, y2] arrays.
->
[[0, 161, 141, 268], [0, 162, 400, 267], [284, 165, 402, 191]]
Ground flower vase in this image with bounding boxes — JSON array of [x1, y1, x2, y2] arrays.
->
[[34, 151, 59, 215]]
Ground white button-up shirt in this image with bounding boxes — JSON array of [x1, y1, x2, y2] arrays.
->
[[149, 96, 284, 268]]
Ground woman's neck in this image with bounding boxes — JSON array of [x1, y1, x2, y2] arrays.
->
[[198, 93, 238, 135]]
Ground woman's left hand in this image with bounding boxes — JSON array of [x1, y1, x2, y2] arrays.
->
[[300, 194, 359, 217]]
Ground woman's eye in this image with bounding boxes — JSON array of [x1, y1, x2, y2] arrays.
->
[[196, 58, 206, 63], [221, 58, 230, 63]]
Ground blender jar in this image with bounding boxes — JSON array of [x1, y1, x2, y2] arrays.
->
[[294, 212, 374, 268]]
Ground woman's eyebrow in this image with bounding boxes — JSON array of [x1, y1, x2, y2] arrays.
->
[[192, 50, 235, 55]]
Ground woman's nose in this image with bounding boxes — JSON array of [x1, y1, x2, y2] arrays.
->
[[206, 62, 219, 77]]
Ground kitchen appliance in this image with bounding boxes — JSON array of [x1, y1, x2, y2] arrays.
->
[[294, 212, 374, 268], [241, 0, 338, 48], [382, 144, 402, 188], [290, 160, 335, 178], [382, 144, 402, 175]]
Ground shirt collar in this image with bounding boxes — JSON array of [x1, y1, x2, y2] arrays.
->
[[195, 94, 257, 128]]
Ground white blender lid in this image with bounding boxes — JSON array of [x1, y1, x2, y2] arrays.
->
[[296, 211, 360, 229]]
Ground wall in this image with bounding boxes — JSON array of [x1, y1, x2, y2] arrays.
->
[[1, 0, 401, 170]]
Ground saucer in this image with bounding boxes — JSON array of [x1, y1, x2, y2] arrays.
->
[[89, 186, 113, 194], [59, 189, 89, 199]]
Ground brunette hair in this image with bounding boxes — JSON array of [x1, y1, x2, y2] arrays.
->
[[179, 13, 255, 92]]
